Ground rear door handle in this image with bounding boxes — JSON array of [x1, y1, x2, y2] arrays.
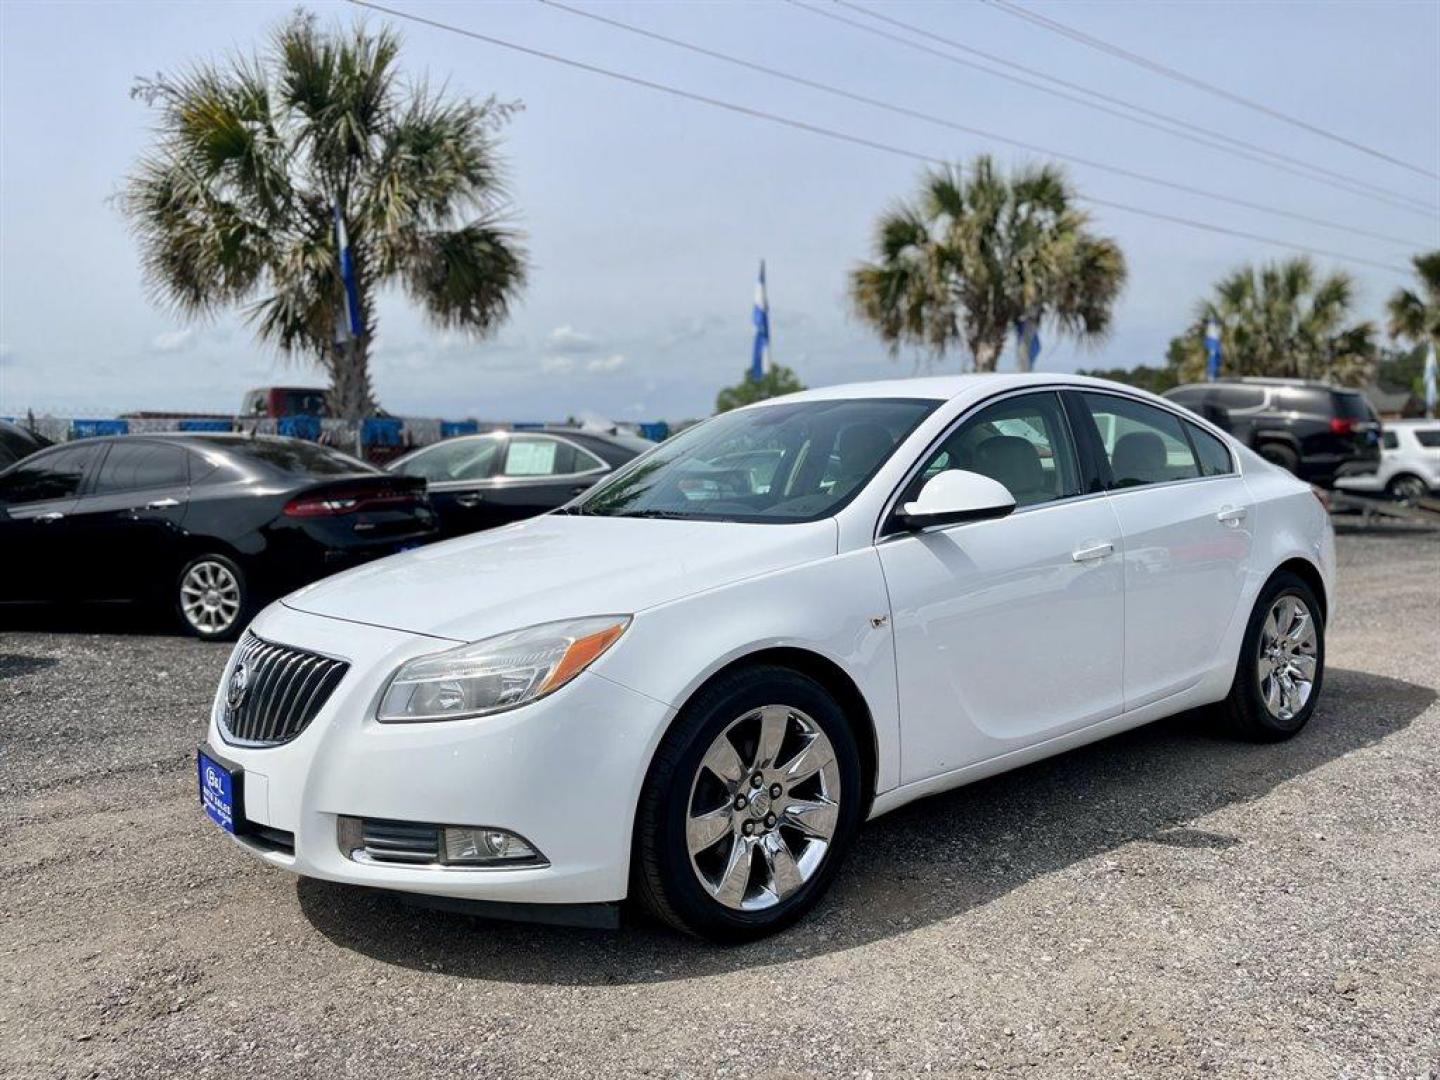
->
[[145, 497, 181, 510], [35, 511, 65, 523], [455, 493, 483, 508], [1216, 505, 1248, 526], [1071, 541, 1114, 562]]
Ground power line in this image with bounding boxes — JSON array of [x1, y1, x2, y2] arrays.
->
[[343, 0, 1411, 276], [536, 0, 1411, 248], [804, 0, 1435, 218], [984, 0, 1440, 182]]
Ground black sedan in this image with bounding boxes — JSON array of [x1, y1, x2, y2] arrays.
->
[[0, 418, 52, 468], [0, 434, 436, 639], [385, 428, 652, 538]]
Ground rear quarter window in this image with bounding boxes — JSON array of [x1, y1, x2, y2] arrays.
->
[[1414, 429, 1440, 449]]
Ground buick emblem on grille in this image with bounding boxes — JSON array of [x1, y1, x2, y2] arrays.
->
[[226, 662, 250, 710]]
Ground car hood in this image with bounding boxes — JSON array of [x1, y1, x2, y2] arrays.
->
[[282, 513, 838, 642]]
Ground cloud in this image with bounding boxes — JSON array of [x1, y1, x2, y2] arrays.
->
[[546, 325, 604, 354], [152, 328, 195, 353], [0, 343, 13, 366], [586, 353, 626, 374], [541, 355, 575, 374]]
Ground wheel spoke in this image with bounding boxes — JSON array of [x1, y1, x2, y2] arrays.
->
[[1256, 655, 1274, 680], [753, 706, 789, 771], [1285, 609, 1312, 646], [712, 835, 754, 907], [760, 833, 804, 899], [1289, 654, 1317, 679], [1263, 675, 1282, 714], [781, 734, 835, 786], [781, 797, 838, 841], [701, 735, 745, 786], [686, 807, 731, 856]]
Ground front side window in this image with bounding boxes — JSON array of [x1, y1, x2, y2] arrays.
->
[[907, 392, 1080, 508], [577, 398, 936, 522], [92, 442, 189, 494], [1081, 393, 1200, 488], [0, 445, 98, 504], [396, 437, 501, 483]]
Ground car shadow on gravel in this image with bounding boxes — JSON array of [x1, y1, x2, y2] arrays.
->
[[297, 666, 1434, 985]]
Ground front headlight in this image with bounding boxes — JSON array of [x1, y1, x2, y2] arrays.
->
[[376, 615, 631, 722]]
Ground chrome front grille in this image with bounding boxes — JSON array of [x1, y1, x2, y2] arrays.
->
[[219, 633, 348, 747]]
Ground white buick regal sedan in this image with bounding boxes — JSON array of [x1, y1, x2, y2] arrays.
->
[[199, 374, 1332, 941]]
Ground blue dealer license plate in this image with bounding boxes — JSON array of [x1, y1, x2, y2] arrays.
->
[[198, 750, 239, 833]]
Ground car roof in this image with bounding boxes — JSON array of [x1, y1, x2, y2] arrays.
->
[[760, 372, 1126, 405]]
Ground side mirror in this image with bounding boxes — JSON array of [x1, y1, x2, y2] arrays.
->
[[896, 469, 1016, 530]]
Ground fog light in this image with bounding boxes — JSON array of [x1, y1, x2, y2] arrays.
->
[[442, 826, 543, 866]]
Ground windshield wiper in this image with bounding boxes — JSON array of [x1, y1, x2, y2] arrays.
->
[[612, 509, 692, 519]]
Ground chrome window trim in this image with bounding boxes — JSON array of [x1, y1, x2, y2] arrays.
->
[[873, 383, 1240, 544]]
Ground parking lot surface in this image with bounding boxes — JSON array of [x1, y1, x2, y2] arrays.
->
[[2, 526, 1438, 1078]]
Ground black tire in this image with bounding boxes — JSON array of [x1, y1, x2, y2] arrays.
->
[[632, 665, 863, 943], [174, 553, 249, 642], [1220, 571, 1325, 742], [1386, 473, 1428, 504], [1258, 443, 1300, 476]]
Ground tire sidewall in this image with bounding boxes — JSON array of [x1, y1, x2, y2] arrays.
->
[[175, 553, 248, 641], [644, 668, 863, 941], [1233, 573, 1325, 738], [1259, 443, 1299, 474]]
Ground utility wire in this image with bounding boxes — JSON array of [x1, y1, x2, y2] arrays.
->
[[984, 0, 1440, 182], [344, 0, 1410, 276], [805, 0, 1435, 217], [537, 0, 1411, 248]]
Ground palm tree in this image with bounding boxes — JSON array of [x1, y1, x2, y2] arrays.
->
[[1171, 257, 1376, 386], [121, 13, 526, 419], [1386, 251, 1440, 351], [850, 155, 1126, 372]]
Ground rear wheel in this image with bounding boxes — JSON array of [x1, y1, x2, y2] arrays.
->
[[1386, 473, 1428, 505], [1220, 571, 1324, 741], [632, 666, 862, 942], [1258, 443, 1300, 475], [175, 554, 248, 641]]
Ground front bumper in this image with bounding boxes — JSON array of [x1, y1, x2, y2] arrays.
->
[[205, 603, 674, 905]]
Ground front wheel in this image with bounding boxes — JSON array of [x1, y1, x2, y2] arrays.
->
[[1220, 572, 1324, 741], [175, 554, 248, 641], [1258, 443, 1300, 475], [632, 666, 863, 942]]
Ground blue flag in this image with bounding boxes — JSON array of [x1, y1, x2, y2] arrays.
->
[[1015, 319, 1041, 368], [751, 260, 771, 381], [333, 203, 363, 343], [1204, 319, 1223, 381]]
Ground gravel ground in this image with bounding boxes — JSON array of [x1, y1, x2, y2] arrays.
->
[[2, 525, 1437, 1079]]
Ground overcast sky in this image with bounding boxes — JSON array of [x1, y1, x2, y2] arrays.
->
[[1, 0, 1436, 423]]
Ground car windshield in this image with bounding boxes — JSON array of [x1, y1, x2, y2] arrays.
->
[[575, 398, 936, 522]]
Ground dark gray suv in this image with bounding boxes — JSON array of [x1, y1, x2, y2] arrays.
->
[[1164, 378, 1381, 488]]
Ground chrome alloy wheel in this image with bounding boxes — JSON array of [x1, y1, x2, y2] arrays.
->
[[1257, 594, 1319, 721], [686, 705, 841, 912], [180, 560, 242, 635]]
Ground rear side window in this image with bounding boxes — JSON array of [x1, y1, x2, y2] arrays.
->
[[501, 437, 604, 478], [1081, 393, 1200, 488], [1415, 429, 1440, 448], [92, 443, 189, 494], [1187, 424, 1235, 476], [1332, 392, 1373, 420], [0, 444, 98, 504], [1214, 386, 1266, 410]]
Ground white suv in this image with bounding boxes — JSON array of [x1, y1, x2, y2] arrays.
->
[[1335, 419, 1440, 502]]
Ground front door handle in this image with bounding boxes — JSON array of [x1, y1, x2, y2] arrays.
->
[[454, 493, 483, 508], [35, 511, 65, 523], [145, 497, 181, 510], [1071, 541, 1114, 562], [1216, 505, 1248, 526]]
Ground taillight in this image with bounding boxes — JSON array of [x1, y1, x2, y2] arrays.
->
[[1310, 485, 1331, 512], [284, 487, 418, 517], [1329, 417, 1355, 436]]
